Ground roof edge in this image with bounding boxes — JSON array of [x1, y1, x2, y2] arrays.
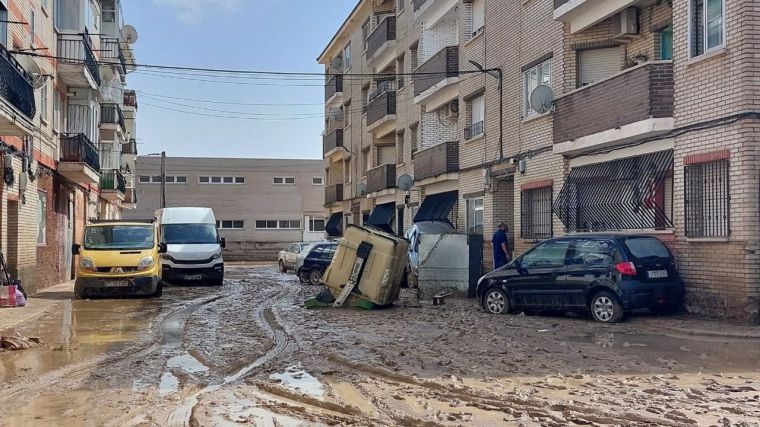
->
[[317, 0, 368, 64]]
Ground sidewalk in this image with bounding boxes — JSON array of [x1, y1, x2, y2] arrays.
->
[[0, 281, 74, 333]]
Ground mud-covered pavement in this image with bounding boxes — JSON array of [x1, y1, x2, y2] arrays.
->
[[1, 265, 759, 426]]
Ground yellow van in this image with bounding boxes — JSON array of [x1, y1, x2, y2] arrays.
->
[[73, 220, 166, 298]]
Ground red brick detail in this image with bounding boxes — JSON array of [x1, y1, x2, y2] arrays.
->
[[683, 149, 730, 166], [521, 179, 553, 191], [34, 150, 57, 170]]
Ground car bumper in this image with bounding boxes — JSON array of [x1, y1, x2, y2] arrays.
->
[[162, 263, 224, 282], [619, 280, 685, 309], [75, 276, 160, 297]]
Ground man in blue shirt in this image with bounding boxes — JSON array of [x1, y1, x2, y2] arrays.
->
[[492, 223, 511, 270]]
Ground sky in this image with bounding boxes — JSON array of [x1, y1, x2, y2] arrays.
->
[[123, 0, 357, 159]]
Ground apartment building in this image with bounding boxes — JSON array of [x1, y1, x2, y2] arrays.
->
[[0, 0, 139, 293], [125, 157, 326, 261], [319, 0, 759, 322]]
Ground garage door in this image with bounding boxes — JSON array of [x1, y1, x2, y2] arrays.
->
[[578, 47, 622, 87]]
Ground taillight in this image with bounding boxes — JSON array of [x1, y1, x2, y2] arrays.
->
[[616, 262, 637, 276]]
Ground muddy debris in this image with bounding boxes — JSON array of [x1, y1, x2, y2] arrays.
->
[[1, 333, 42, 350]]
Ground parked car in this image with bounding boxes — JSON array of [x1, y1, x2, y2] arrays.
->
[[278, 242, 309, 273], [296, 242, 338, 285], [476, 234, 684, 323]]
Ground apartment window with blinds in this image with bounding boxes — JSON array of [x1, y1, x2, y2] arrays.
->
[[524, 59, 551, 117], [521, 187, 553, 240], [684, 159, 730, 237], [690, 0, 724, 57], [578, 48, 622, 87], [465, 94, 485, 140], [343, 43, 352, 71], [361, 19, 370, 51]]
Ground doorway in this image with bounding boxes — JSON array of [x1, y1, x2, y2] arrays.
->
[[6, 199, 19, 277]]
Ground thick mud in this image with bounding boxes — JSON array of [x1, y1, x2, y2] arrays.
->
[[1, 265, 759, 426]]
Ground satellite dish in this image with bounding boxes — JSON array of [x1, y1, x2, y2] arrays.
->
[[16, 55, 48, 89], [356, 183, 368, 197], [529, 85, 554, 114], [121, 25, 139, 44], [397, 174, 413, 191]]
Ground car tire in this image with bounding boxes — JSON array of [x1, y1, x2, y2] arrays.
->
[[590, 291, 624, 323], [309, 269, 323, 286], [279, 260, 287, 273], [483, 287, 509, 315], [298, 270, 310, 284], [152, 281, 164, 298]]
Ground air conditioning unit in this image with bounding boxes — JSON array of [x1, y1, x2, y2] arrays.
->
[[446, 100, 459, 119], [613, 8, 639, 39]]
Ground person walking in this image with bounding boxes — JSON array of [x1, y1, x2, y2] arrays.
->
[[492, 223, 512, 270]]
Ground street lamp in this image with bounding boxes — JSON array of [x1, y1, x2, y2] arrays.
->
[[469, 60, 504, 161], [145, 151, 166, 209]]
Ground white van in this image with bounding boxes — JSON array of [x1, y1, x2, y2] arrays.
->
[[156, 207, 225, 286]]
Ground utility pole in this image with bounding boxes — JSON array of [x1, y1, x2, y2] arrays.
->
[[159, 151, 166, 208]]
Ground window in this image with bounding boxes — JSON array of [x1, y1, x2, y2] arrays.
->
[[223, 176, 233, 184], [523, 59, 551, 117], [343, 43, 352, 71], [165, 176, 175, 183], [361, 19, 370, 51], [410, 43, 419, 73], [199, 176, 210, 183], [578, 48, 621, 87], [273, 177, 295, 185], [690, 0, 724, 57], [471, 0, 485, 37], [152, 175, 162, 183], [312, 177, 324, 185], [219, 220, 245, 230], [37, 191, 47, 244], [362, 150, 370, 173], [256, 220, 301, 230], [361, 85, 369, 112], [163, 176, 187, 184], [684, 159, 730, 237], [520, 240, 570, 269], [0, 3, 8, 47], [466, 197, 484, 235], [53, 94, 61, 132], [466, 94, 485, 139], [177, 176, 187, 184], [397, 54, 405, 89], [40, 82, 48, 123], [397, 0, 404, 13], [199, 176, 242, 184], [410, 123, 418, 153], [139, 175, 150, 183], [345, 101, 352, 127], [279, 220, 301, 229], [570, 239, 616, 266], [310, 218, 325, 232], [396, 130, 405, 164], [42, 0, 49, 11], [30, 10, 35, 47], [211, 176, 222, 183], [521, 186, 553, 240], [285, 177, 295, 184], [235, 177, 245, 184], [660, 26, 673, 60]]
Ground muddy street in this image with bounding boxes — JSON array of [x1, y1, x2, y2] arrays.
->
[[1, 265, 759, 426]]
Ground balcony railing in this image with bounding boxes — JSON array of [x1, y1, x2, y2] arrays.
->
[[323, 129, 344, 154], [553, 62, 674, 144], [325, 184, 344, 204], [464, 121, 484, 140], [0, 44, 35, 119], [60, 133, 100, 172], [123, 91, 138, 108], [367, 164, 396, 193], [101, 103, 126, 131], [554, 0, 570, 8], [412, 0, 428, 11], [325, 74, 343, 101], [100, 38, 127, 74], [122, 139, 138, 155], [100, 169, 126, 193], [414, 46, 459, 96], [367, 16, 396, 59], [57, 32, 101, 86], [366, 90, 397, 127], [413, 141, 459, 181]]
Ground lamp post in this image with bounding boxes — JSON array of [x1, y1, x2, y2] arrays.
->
[[146, 151, 166, 209], [469, 60, 504, 161]]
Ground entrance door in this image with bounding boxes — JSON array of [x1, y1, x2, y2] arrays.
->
[[64, 193, 75, 280], [6, 200, 19, 277]]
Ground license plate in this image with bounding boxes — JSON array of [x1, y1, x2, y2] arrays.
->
[[647, 270, 668, 279], [185, 275, 203, 281], [103, 280, 130, 288]]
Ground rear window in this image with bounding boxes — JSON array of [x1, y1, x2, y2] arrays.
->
[[623, 237, 670, 259]]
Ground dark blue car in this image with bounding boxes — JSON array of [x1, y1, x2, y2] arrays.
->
[[297, 242, 338, 285], [476, 234, 684, 323]]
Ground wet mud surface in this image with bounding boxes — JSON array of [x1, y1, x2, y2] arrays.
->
[[1, 265, 759, 426]]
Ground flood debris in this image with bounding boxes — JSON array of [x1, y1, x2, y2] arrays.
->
[[1, 333, 42, 350]]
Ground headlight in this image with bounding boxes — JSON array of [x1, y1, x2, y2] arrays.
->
[[212, 251, 222, 260], [137, 256, 155, 271], [80, 257, 96, 272]]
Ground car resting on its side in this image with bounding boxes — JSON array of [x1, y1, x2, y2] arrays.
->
[[476, 234, 684, 323]]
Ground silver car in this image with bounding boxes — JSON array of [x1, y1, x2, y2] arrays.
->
[[278, 242, 308, 273]]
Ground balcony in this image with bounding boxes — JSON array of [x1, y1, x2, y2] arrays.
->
[[59, 133, 101, 184], [366, 16, 396, 69], [0, 44, 36, 135], [57, 33, 101, 88], [413, 141, 459, 182], [123, 90, 138, 109], [323, 129, 344, 156], [123, 188, 138, 209], [412, 0, 458, 28], [553, 0, 639, 34], [100, 38, 127, 74], [464, 121, 484, 140], [553, 61, 674, 156], [367, 164, 396, 194], [100, 169, 126, 201], [325, 184, 344, 205], [414, 46, 459, 108], [122, 139, 138, 155], [366, 90, 396, 136], [101, 103, 126, 133], [325, 74, 343, 103], [412, 0, 427, 11]]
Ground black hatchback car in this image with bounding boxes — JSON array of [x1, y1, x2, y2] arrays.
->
[[476, 235, 684, 323], [296, 242, 338, 285]]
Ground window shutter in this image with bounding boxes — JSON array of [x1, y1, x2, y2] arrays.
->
[[578, 47, 622, 87], [472, 0, 485, 34]]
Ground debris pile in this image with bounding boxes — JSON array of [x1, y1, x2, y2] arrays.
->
[[1, 333, 43, 351]]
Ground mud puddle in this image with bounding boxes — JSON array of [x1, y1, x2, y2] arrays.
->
[[270, 366, 324, 397]]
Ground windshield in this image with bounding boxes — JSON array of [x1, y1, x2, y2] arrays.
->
[[84, 225, 155, 250], [162, 224, 219, 245]]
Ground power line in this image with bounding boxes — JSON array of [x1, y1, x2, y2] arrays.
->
[[140, 102, 324, 120], [134, 90, 325, 106]]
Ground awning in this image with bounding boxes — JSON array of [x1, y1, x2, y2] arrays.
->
[[366, 202, 395, 233], [414, 190, 458, 223], [325, 212, 343, 237]]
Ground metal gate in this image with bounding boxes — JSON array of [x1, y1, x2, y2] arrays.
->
[[467, 234, 484, 298]]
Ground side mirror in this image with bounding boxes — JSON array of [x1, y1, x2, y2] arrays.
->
[[72, 244, 81, 255], [220, 238, 226, 248], [158, 242, 168, 254]]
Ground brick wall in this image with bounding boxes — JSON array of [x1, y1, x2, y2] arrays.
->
[[35, 174, 69, 292]]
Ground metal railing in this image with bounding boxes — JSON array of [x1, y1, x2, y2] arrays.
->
[[366, 90, 396, 126], [57, 32, 101, 86], [0, 44, 36, 119], [521, 187, 554, 240], [100, 37, 127, 74], [323, 129, 344, 154], [121, 139, 138, 155], [60, 133, 101, 172], [464, 121, 484, 140], [368, 80, 395, 103], [101, 103, 125, 131], [685, 159, 730, 238], [367, 16, 396, 58], [100, 169, 126, 193], [325, 184, 344, 204], [325, 74, 343, 101]]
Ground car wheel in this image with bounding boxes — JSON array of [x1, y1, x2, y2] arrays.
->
[[298, 270, 310, 284], [309, 269, 323, 286], [483, 287, 509, 315], [590, 291, 624, 323], [152, 281, 164, 298], [279, 260, 287, 273]]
